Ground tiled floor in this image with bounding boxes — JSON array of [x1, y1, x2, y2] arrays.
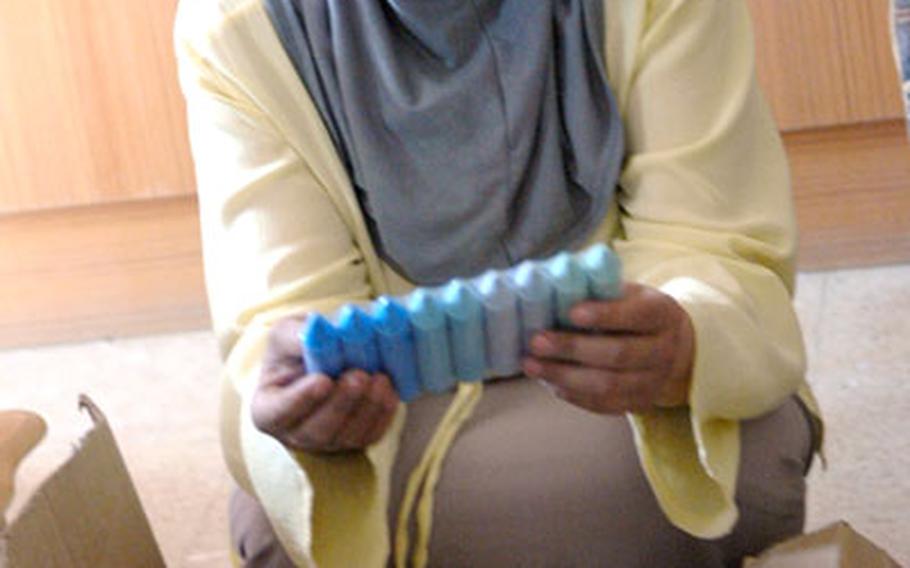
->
[[2, 264, 909, 566], [797, 266, 910, 564]]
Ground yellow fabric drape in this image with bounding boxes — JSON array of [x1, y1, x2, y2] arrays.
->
[[394, 383, 483, 568]]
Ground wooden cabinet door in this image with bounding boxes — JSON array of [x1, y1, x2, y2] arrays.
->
[[747, 0, 904, 131], [0, 0, 195, 214]]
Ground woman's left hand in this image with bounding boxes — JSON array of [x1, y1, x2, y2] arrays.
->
[[522, 282, 695, 414]]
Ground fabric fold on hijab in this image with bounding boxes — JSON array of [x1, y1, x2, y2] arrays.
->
[[265, 0, 625, 285]]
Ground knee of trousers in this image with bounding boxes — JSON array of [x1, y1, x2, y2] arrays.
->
[[716, 397, 813, 561], [229, 487, 296, 568]]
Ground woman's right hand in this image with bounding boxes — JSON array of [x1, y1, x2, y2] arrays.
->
[[251, 316, 401, 453]]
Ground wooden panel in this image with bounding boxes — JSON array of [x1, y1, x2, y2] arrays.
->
[[747, 0, 852, 130], [0, 196, 208, 348], [747, 0, 904, 131], [786, 120, 910, 270], [835, 0, 906, 123], [0, 0, 195, 214]]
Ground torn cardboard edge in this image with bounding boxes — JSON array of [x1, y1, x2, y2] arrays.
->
[[745, 521, 902, 567], [1, 395, 165, 568]]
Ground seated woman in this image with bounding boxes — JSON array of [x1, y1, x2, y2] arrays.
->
[[174, 0, 823, 566]]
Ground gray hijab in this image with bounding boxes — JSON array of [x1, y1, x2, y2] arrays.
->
[[266, 0, 624, 285]]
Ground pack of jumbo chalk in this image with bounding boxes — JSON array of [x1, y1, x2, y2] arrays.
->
[[298, 243, 621, 402]]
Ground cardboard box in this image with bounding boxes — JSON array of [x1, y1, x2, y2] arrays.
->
[[0, 396, 165, 567], [746, 521, 901, 568]]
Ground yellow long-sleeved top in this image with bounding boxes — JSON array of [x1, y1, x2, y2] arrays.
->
[[174, 0, 822, 565]]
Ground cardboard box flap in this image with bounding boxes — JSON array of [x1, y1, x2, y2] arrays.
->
[[0, 410, 46, 528], [1, 396, 165, 567], [745, 521, 901, 568]]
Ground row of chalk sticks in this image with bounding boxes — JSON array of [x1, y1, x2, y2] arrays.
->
[[300, 243, 622, 402]]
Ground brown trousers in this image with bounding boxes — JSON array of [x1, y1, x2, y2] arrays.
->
[[230, 378, 815, 567]]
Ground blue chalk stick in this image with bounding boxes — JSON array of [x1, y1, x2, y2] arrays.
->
[[441, 280, 487, 382], [373, 297, 422, 402], [407, 289, 455, 394], [578, 243, 622, 300], [337, 305, 381, 373], [299, 314, 345, 378], [544, 252, 589, 328], [509, 261, 556, 353], [475, 271, 522, 377]]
